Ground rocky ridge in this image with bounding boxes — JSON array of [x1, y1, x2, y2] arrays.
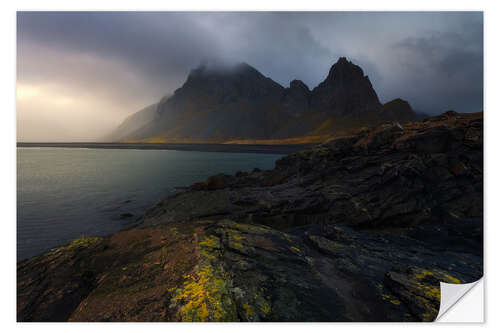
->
[[310, 57, 382, 116], [110, 58, 418, 142], [17, 111, 483, 322]]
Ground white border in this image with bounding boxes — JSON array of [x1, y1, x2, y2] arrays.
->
[[2, 1, 497, 332], [438, 279, 484, 322]]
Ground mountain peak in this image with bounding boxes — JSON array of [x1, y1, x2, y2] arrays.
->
[[325, 57, 366, 83], [110, 57, 416, 142], [289, 79, 310, 92], [282, 80, 311, 117], [189, 60, 259, 77], [310, 57, 381, 116], [335, 56, 350, 65]]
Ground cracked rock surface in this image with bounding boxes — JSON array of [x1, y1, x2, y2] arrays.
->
[[17, 111, 483, 321]]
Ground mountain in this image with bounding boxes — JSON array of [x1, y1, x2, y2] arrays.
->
[[281, 79, 311, 117], [378, 98, 417, 122], [123, 62, 289, 141], [103, 103, 159, 142], [109, 58, 418, 143], [310, 57, 381, 116]]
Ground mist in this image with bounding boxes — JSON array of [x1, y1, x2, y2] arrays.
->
[[17, 11, 483, 142]]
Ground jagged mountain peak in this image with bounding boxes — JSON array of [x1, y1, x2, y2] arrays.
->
[[310, 57, 381, 116], [289, 79, 310, 92], [282, 80, 311, 117], [108, 57, 416, 142], [325, 57, 367, 84]]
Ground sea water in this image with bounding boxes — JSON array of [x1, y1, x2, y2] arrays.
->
[[17, 147, 282, 260]]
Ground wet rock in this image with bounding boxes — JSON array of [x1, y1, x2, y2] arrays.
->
[[17, 111, 483, 322], [384, 267, 462, 321], [119, 213, 134, 219], [173, 220, 347, 321], [235, 171, 249, 178], [190, 173, 235, 190], [137, 111, 482, 232], [17, 237, 103, 321], [17, 215, 482, 321]]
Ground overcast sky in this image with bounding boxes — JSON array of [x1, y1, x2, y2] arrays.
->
[[17, 11, 483, 141]]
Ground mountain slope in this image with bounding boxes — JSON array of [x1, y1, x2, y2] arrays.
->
[[125, 62, 289, 141], [310, 57, 382, 116], [110, 58, 418, 143], [103, 104, 158, 142]]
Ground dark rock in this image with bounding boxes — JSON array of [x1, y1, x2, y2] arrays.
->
[[17, 237, 103, 321], [379, 98, 417, 123], [235, 171, 248, 178], [128, 61, 288, 141], [310, 57, 382, 117], [136, 112, 482, 232], [18, 111, 483, 322], [282, 80, 311, 117], [17, 218, 482, 322], [384, 266, 464, 321], [110, 57, 417, 142], [190, 173, 235, 191]]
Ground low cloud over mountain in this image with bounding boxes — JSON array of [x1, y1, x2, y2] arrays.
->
[[17, 12, 483, 141]]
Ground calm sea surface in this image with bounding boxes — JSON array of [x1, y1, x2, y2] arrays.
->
[[17, 148, 282, 261]]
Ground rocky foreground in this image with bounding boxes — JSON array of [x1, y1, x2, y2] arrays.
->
[[17, 111, 483, 322]]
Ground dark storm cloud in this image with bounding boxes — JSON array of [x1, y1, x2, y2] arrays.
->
[[17, 12, 335, 92], [17, 12, 219, 95], [391, 17, 483, 113], [201, 13, 336, 88], [16, 11, 483, 141]]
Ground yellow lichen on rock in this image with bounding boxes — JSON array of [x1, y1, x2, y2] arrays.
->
[[172, 263, 237, 321], [226, 229, 245, 241], [229, 240, 245, 249], [242, 302, 254, 318], [227, 221, 272, 234], [198, 235, 221, 249], [198, 235, 221, 260], [171, 231, 238, 321], [381, 292, 402, 306], [412, 268, 461, 301], [282, 233, 293, 242], [443, 274, 461, 284], [65, 237, 101, 251], [385, 267, 464, 321]]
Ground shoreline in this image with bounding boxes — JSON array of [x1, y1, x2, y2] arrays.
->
[[17, 144, 284, 261], [17, 112, 484, 322], [17, 142, 313, 155]]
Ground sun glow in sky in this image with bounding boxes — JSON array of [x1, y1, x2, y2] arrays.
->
[[16, 85, 40, 100], [16, 41, 153, 141], [17, 12, 483, 142], [16, 81, 127, 142]]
